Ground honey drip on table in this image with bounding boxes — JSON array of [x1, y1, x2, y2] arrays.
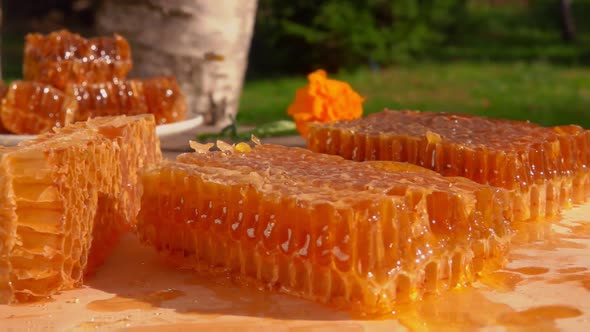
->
[[86, 289, 185, 312], [498, 306, 582, 328], [557, 267, 587, 274], [385, 289, 580, 331]]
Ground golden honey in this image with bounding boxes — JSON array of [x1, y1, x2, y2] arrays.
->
[[137, 143, 513, 314], [308, 110, 590, 221], [0, 115, 161, 303]]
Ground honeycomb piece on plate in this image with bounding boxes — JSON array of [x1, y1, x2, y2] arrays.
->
[[1, 81, 78, 134], [0, 81, 10, 133], [0, 114, 161, 303], [308, 110, 590, 221], [66, 76, 186, 124], [23, 30, 132, 89], [137, 143, 512, 314], [0, 81, 7, 96], [140, 76, 187, 124], [65, 80, 147, 121]]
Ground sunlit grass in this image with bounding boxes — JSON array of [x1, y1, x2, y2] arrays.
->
[[239, 62, 590, 128]]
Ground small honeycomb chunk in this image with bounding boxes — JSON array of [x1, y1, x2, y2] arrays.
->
[[0, 81, 10, 133], [141, 76, 187, 124], [1, 81, 77, 134], [137, 144, 512, 314], [66, 76, 186, 124], [23, 30, 132, 89]]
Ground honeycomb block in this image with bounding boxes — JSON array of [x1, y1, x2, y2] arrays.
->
[[23, 30, 132, 89], [66, 76, 187, 124], [137, 143, 512, 314], [0, 114, 161, 303], [49, 115, 163, 273], [1, 81, 78, 134], [308, 110, 590, 221]]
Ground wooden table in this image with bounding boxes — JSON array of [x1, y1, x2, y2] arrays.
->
[[2, 148, 590, 331]]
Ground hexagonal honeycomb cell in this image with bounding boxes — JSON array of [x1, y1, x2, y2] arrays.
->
[[308, 110, 590, 221], [23, 30, 132, 89], [137, 143, 512, 314], [1, 81, 78, 134], [0, 114, 161, 303]]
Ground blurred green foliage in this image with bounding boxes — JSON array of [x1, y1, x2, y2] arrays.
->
[[249, 0, 590, 76], [250, 0, 468, 74], [436, 0, 590, 63]]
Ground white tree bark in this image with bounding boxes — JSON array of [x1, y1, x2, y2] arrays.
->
[[0, 3, 3, 81], [96, 0, 258, 128]]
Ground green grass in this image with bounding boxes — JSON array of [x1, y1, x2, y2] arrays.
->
[[238, 62, 590, 129]]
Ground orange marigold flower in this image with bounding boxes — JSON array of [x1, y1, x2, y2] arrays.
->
[[287, 69, 364, 137]]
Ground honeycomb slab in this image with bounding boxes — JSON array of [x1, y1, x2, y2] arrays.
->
[[0, 114, 161, 303], [308, 110, 590, 221], [137, 143, 512, 314]]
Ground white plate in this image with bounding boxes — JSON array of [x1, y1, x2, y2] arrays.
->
[[155, 115, 204, 138], [0, 115, 204, 147]]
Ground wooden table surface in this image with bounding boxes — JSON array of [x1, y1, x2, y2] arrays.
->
[[2, 147, 590, 331]]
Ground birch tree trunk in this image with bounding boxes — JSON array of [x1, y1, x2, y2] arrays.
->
[[96, 0, 258, 128], [0, 2, 3, 81]]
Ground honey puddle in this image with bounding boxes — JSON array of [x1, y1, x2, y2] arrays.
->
[[547, 273, 590, 290], [381, 286, 582, 331], [556, 267, 587, 274], [181, 275, 273, 317], [477, 271, 524, 292], [498, 305, 582, 327], [505, 266, 550, 275], [381, 217, 590, 331], [86, 289, 185, 312], [385, 289, 581, 331]]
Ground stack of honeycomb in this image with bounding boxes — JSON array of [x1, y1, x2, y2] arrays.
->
[[137, 143, 512, 313], [0, 114, 161, 303], [66, 76, 186, 124], [1, 30, 187, 135], [308, 110, 590, 221]]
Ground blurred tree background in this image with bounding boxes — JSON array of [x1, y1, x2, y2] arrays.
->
[[248, 0, 589, 75], [4, 0, 589, 77], [2, 0, 590, 127]]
